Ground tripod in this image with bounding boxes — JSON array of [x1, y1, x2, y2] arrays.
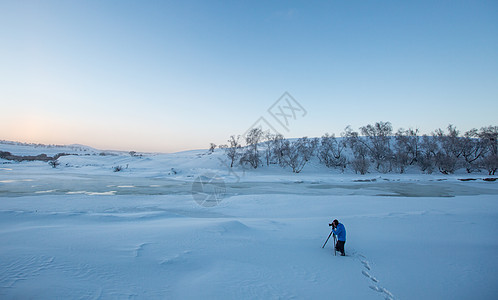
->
[[322, 231, 337, 256]]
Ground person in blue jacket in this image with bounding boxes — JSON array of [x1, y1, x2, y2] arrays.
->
[[330, 219, 346, 256]]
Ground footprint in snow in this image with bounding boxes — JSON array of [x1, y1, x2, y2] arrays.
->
[[356, 253, 395, 299], [360, 259, 371, 270], [369, 285, 383, 292], [362, 270, 378, 283], [369, 285, 394, 300]]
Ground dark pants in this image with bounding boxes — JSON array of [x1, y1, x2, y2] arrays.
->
[[335, 240, 345, 255]]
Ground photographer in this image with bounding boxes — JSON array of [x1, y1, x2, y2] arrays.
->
[[329, 219, 346, 256]]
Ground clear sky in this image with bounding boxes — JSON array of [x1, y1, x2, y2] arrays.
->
[[1, 0, 497, 152]]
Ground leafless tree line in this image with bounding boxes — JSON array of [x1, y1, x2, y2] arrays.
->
[[216, 122, 498, 175]]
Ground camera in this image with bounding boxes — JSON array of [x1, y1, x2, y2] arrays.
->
[[329, 223, 335, 228]]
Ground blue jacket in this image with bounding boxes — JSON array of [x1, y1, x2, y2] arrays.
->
[[332, 223, 346, 242]]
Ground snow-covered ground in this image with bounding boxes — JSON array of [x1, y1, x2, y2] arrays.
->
[[1, 144, 497, 299]]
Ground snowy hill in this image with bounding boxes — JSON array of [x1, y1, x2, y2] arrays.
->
[[0, 141, 497, 299], [0, 140, 100, 156]]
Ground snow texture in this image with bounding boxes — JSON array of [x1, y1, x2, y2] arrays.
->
[[1, 144, 497, 299]]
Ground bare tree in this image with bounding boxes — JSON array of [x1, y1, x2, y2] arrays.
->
[[270, 133, 286, 166], [262, 132, 274, 166], [481, 154, 498, 175], [433, 125, 463, 174], [240, 128, 264, 168], [224, 135, 241, 168], [310, 137, 320, 157], [435, 125, 463, 157], [351, 155, 370, 175], [393, 128, 419, 173], [344, 126, 370, 174], [360, 121, 393, 173], [281, 137, 315, 173], [460, 129, 486, 173], [479, 126, 498, 155], [479, 126, 498, 175], [208, 143, 217, 154], [435, 151, 458, 175], [261, 133, 293, 166], [419, 134, 438, 174], [318, 133, 346, 170], [48, 159, 60, 168]]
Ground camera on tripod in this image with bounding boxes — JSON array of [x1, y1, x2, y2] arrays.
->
[[328, 223, 335, 228]]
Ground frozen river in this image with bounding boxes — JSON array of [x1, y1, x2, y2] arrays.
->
[[1, 168, 497, 198]]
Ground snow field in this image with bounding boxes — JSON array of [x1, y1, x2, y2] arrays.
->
[[1, 147, 497, 299], [1, 191, 497, 299]]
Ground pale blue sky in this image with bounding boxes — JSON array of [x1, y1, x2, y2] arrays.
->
[[1, 1, 497, 152]]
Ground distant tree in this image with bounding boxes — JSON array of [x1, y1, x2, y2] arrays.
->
[[344, 126, 370, 175], [318, 133, 346, 170], [281, 137, 315, 173], [262, 132, 274, 166], [208, 143, 217, 154], [433, 125, 463, 174], [436, 125, 463, 157], [310, 137, 320, 156], [360, 121, 393, 173], [351, 155, 370, 175], [479, 126, 498, 155], [129, 151, 137, 157], [479, 126, 498, 175], [48, 159, 59, 168], [460, 129, 486, 173], [393, 128, 419, 173], [481, 154, 498, 175], [435, 151, 458, 175], [240, 128, 264, 168], [270, 133, 286, 166], [224, 135, 242, 168], [418, 134, 437, 174], [393, 146, 409, 174]]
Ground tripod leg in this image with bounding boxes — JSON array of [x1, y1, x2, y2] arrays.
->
[[322, 231, 333, 248], [333, 234, 337, 256]]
